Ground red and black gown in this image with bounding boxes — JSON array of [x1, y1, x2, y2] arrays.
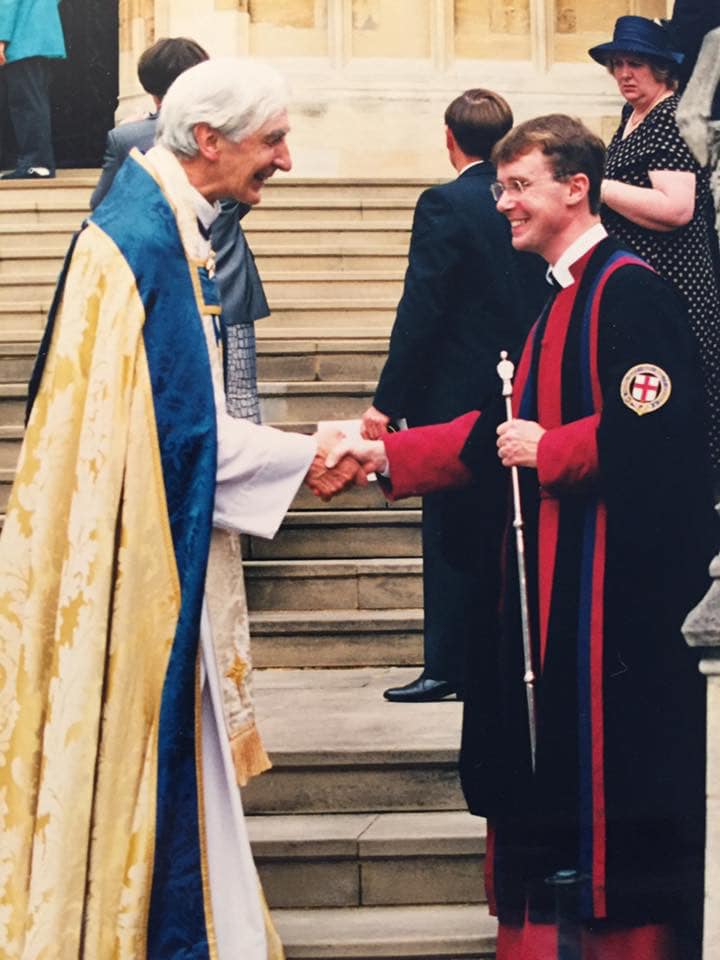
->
[[383, 237, 719, 959]]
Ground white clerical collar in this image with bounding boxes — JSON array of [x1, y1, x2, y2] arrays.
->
[[547, 222, 608, 289], [187, 185, 221, 234], [457, 159, 485, 177]]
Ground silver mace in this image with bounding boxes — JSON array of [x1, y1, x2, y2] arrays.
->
[[497, 350, 537, 773]]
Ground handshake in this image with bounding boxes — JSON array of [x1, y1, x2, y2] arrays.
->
[[304, 423, 389, 502]]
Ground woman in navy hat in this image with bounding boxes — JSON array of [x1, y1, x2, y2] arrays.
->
[[590, 15, 720, 483]]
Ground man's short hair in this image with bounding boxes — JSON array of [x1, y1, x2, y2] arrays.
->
[[492, 114, 606, 214], [444, 89, 513, 160], [157, 58, 289, 158], [137, 37, 209, 99]]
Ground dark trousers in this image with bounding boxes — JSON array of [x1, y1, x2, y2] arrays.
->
[[421, 486, 493, 690], [4, 56, 54, 172]]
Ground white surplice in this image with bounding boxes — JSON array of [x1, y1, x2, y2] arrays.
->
[[146, 145, 316, 959]]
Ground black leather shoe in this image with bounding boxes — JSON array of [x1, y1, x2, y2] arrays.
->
[[384, 674, 459, 702]]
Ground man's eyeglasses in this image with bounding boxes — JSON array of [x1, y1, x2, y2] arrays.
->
[[490, 176, 558, 202]]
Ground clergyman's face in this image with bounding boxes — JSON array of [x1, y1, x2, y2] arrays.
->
[[494, 148, 567, 261], [215, 109, 292, 205]]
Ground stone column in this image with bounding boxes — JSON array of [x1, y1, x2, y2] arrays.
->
[[683, 552, 720, 960]]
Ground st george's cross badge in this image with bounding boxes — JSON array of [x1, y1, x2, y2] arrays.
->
[[620, 363, 672, 416]]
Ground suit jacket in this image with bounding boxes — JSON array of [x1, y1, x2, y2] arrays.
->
[[373, 162, 547, 426], [668, 0, 720, 111], [0, 0, 65, 62], [90, 115, 157, 210], [90, 115, 269, 325]]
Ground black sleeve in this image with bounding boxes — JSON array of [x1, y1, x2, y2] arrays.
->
[[373, 188, 462, 418], [596, 265, 714, 541], [90, 131, 125, 210]]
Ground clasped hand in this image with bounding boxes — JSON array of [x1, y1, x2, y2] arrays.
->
[[305, 426, 375, 501]]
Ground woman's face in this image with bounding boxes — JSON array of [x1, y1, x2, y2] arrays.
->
[[609, 53, 667, 108]]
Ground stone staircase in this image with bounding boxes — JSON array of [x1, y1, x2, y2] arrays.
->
[[0, 174, 495, 958]]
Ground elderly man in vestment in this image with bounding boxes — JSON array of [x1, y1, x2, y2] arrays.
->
[[328, 115, 718, 960], [0, 58, 363, 959]]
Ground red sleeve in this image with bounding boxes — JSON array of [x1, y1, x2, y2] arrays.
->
[[536, 414, 600, 492], [382, 411, 479, 499]]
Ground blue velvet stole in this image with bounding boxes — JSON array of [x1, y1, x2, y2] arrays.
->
[[92, 157, 218, 958]]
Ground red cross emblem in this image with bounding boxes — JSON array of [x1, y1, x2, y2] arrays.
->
[[631, 373, 660, 403], [620, 363, 671, 416]]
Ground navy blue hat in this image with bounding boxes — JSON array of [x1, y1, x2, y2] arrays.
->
[[588, 16, 684, 66]]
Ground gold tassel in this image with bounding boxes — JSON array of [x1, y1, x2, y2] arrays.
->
[[230, 723, 271, 786]]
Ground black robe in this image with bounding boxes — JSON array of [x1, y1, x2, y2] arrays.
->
[[384, 238, 718, 945]]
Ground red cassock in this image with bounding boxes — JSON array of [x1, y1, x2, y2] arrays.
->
[[382, 238, 719, 960]]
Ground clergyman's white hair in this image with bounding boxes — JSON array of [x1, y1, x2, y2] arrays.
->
[[157, 58, 289, 157]]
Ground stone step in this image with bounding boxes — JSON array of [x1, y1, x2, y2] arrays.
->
[[1, 174, 434, 201], [0, 197, 415, 228], [0, 303, 51, 333], [0, 247, 67, 277], [0, 450, 421, 515], [0, 336, 390, 386], [261, 272, 403, 300], [244, 223, 411, 245], [259, 380, 375, 425], [274, 903, 496, 959], [254, 246, 408, 272], [0, 342, 37, 382], [249, 811, 486, 909], [249, 609, 423, 669], [0, 244, 409, 276], [245, 558, 422, 613], [0, 220, 412, 252], [289, 482, 419, 513], [259, 300, 395, 332], [0, 180, 94, 206], [245, 668, 463, 815], [0, 273, 403, 305], [247, 510, 421, 561], [256, 338, 388, 383], [0, 379, 375, 427], [0, 224, 79, 252]]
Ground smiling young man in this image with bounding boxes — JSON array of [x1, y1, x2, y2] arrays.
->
[[0, 58, 364, 960], [328, 114, 718, 959]]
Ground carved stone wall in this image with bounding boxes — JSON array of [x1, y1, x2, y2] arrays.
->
[[118, 0, 673, 175]]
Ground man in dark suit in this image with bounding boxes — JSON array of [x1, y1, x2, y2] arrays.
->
[[361, 89, 546, 702], [91, 36, 270, 423]]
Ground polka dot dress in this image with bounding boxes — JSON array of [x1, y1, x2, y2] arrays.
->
[[602, 94, 720, 472]]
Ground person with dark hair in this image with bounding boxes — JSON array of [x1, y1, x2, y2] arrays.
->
[[137, 35, 209, 99], [0, 0, 65, 179], [589, 15, 720, 481], [361, 88, 545, 703], [92, 38, 271, 425], [91, 37, 210, 209], [329, 112, 718, 959]]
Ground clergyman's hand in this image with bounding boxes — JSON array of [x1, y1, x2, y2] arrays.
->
[[326, 437, 388, 476], [0, 43, 6, 68], [305, 450, 369, 501], [360, 405, 391, 440], [496, 419, 545, 468]]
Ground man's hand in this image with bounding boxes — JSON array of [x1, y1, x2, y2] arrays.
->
[[306, 428, 370, 501], [497, 419, 545, 468], [326, 437, 388, 476], [0, 43, 7, 68], [305, 451, 369, 501], [361, 405, 391, 439]]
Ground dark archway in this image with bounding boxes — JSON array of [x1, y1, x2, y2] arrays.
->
[[51, 0, 119, 168]]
